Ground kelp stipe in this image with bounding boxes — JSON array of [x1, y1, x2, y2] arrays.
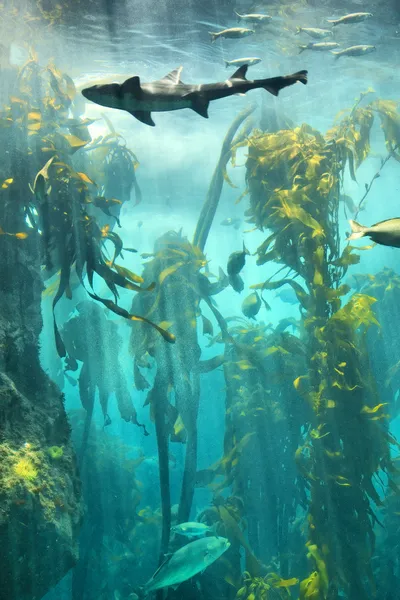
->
[[239, 91, 400, 598]]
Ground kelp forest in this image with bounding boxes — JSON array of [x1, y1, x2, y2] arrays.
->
[[2, 47, 400, 600]]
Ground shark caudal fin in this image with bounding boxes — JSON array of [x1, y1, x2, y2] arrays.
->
[[295, 26, 302, 35], [327, 19, 339, 26], [347, 220, 368, 240], [209, 32, 219, 42], [224, 60, 230, 68], [262, 70, 308, 96], [234, 9, 242, 21], [330, 51, 341, 59]]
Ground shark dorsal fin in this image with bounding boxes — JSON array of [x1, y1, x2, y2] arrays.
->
[[121, 76, 141, 96], [160, 66, 184, 85], [230, 65, 248, 80]]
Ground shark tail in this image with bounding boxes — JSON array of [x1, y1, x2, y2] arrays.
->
[[327, 19, 338, 26], [298, 45, 307, 54], [347, 220, 368, 240], [224, 60, 230, 68], [295, 26, 302, 35], [331, 51, 341, 59], [263, 70, 308, 97], [234, 9, 242, 21], [209, 32, 218, 42]]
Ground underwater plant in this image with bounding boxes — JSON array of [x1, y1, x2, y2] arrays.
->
[[0, 52, 174, 365], [235, 91, 400, 598], [129, 231, 230, 560]]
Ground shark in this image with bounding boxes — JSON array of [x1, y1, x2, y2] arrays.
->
[[81, 65, 308, 127]]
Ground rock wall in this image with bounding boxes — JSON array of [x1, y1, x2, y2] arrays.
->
[[0, 233, 83, 600]]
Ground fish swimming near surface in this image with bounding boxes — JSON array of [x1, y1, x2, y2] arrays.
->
[[220, 217, 242, 229], [348, 218, 400, 248], [234, 10, 272, 23], [224, 57, 262, 68], [171, 522, 214, 538], [327, 12, 373, 26], [82, 65, 308, 127], [227, 242, 249, 277], [299, 42, 339, 53], [241, 291, 261, 319], [295, 27, 333, 39], [331, 45, 376, 59], [141, 536, 230, 593], [209, 27, 255, 42]]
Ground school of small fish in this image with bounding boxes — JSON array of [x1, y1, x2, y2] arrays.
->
[[210, 10, 376, 68]]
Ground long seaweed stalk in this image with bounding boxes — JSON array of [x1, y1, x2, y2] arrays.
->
[[193, 103, 256, 251]]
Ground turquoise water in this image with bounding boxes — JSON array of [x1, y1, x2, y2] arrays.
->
[[1, 1, 400, 599]]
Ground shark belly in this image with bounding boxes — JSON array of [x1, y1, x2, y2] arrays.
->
[[138, 99, 192, 113]]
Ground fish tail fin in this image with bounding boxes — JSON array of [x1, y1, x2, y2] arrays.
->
[[209, 32, 218, 42], [327, 19, 338, 26], [330, 51, 340, 58], [347, 220, 367, 240], [224, 60, 230, 68], [262, 70, 308, 97], [234, 9, 241, 21], [295, 26, 301, 35], [298, 45, 306, 54]]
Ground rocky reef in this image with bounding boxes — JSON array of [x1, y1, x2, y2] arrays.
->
[[0, 233, 83, 600]]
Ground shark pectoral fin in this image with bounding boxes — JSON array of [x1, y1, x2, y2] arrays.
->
[[121, 75, 142, 95], [184, 93, 209, 119], [230, 65, 248, 80], [128, 110, 156, 126], [263, 86, 280, 97]]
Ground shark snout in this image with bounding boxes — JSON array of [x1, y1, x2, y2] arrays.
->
[[81, 86, 93, 100]]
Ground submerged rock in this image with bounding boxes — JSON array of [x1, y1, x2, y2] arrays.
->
[[0, 233, 83, 600]]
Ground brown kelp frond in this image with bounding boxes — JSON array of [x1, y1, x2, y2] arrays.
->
[[0, 55, 168, 357], [236, 570, 298, 599], [241, 94, 399, 598]]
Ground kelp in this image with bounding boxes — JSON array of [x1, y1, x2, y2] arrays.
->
[[0, 54, 171, 361], [80, 112, 142, 212], [193, 103, 256, 251], [129, 231, 229, 573], [236, 571, 298, 600], [195, 316, 308, 584], [240, 92, 399, 598], [361, 268, 400, 417]]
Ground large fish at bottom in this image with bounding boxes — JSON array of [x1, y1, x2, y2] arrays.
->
[[81, 65, 308, 126], [141, 536, 230, 593]]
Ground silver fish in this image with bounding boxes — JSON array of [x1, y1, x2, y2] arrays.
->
[[327, 12, 373, 26], [234, 10, 272, 23], [299, 42, 339, 53], [143, 536, 230, 592], [331, 45, 376, 59], [171, 522, 214, 537], [295, 27, 333, 39], [224, 57, 262, 68], [210, 27, 255, 42], [348, 218, 400, 247]]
